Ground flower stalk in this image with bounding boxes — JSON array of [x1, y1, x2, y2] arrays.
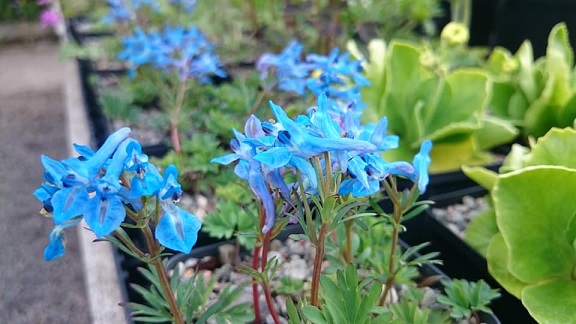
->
[[142, 225, 184, 324], [310, 223, 328, 306], [170, 80, 188, 155]]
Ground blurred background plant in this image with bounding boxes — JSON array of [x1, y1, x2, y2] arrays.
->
[[0, 0, 43, 22]]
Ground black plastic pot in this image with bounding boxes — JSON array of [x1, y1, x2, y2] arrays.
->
[[400, 186, 536, 323], [68, 17, 114, 43], [491, 0, 576, 57], [393, 162, 503, 200]]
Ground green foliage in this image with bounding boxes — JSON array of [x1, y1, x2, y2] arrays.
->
[[301, 265, 387, 324], [151, 133, 227, 193], [99, 88, 140, 124], [342, 0, 441, 41], [358, 39, 517, 173], [276, 277, 305, 297], [0, 0, 42, 22], [388, 298, 450, 324], [487, 23, 576, 138], [201, 199, 257, 250], [436, 279, 500, 320], [463, 127, 576, 322], [126, 265, 253, 323]]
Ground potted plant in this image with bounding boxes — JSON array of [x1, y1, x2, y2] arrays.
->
[[349, 23, 517, 196], [486, 22, 576, 141], [459, 126, 576, 322]]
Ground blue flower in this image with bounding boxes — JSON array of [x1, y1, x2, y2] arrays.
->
[[257, 40, 311, 96], [118, 25, 226, 82], [413, 140, 433, 193], [155, 165, 202, 253], [168, 0, 197, 12], [82, 139, 133, 238], [38, 127, 131, 224], [254, 97, 381, 190], [44, 217, 83, 261], [37, 128, 205, 259], [124, 140, 163, 198], [211, 118, 282, 234]]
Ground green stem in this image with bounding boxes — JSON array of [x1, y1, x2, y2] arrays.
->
[[343, 219, 353, 264], [248, 82, 275, 118], [170, 80, 188, 155], [142, 226, 184, 324], [114, 230, 146, 259], [379, 178, 403, 306], [311, 223, 328, 306]]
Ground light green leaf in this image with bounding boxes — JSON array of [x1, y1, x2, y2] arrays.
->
[[522, 279, 576, 324], [515, 40, 537, 102], [461, 165, 498, 190], [525, 127, 576, 168], [499, 143, 530, 173], [427, 136, 492, 173], [489, 81, 519, 120], [493, 166, 576, 283], [302, 306, 327, 324], [486, 233, 527, 298], [473, 115, 519, 150], [464, 206, 498, 257]]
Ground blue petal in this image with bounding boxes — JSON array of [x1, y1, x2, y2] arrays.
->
[[83, 195, 126, 237], [130, 164, 163, 198], [234, 161, 250, 180], [248, 170, 276, 233], [348, 156, 370, 190], [211, 153, 240, 165], [254, 147, 292, 168], [289, 156, 317, 189], [73, 143, 95, 159], [44, 231, 66, 261], [43, 217, 82, 261], [40, 155, 68, 187], [52, 187, 90, 224], [369, 117, 397, 150], [84, 127, 131, 177], [245, 115, 266, 138], [156, 203, 202, 253], [413, 140, 433, 193], [159, 165, 182, 201], [313, 93, 341, 138]]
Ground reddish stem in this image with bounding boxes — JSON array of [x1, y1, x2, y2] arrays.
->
[[263, 282, 281, 324], [311, 224, 328, 306], [251, 243, 262, 324], [260, 231, 281, 324]]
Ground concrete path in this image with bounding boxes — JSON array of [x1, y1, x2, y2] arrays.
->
[[0, 41, 91, 323]]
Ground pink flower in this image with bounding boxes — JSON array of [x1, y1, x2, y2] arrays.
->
[[40, 9, 60, 29]]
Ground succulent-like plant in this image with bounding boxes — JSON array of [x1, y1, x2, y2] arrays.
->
[[486, 22, 576, 139], [464, 127, 576, 323], [355, 34, 517, 173]]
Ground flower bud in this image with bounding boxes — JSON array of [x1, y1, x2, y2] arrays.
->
[[441, 22, 470, 46]]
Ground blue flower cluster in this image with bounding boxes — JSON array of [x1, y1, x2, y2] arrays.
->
[[256, 41, 370, 121], [103, 0, 161, 24], [118, 25, 227, 82], [212, 93, 432, 234], [34, 128, 202, 261]]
